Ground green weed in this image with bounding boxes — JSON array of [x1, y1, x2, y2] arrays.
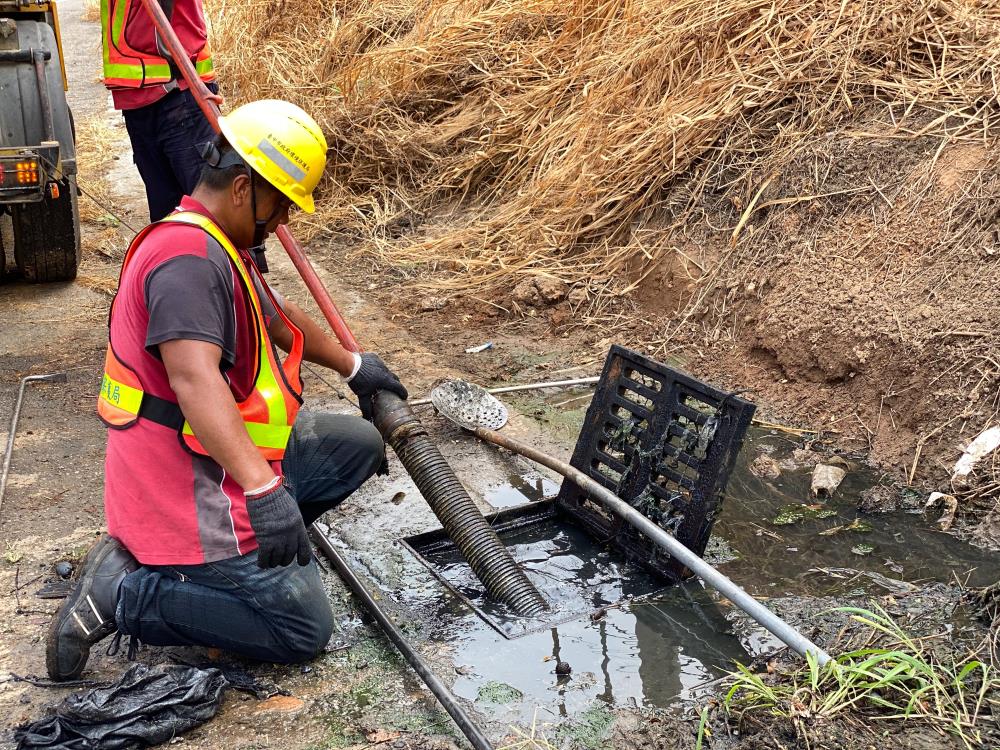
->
[[723, 604, 997, 749]]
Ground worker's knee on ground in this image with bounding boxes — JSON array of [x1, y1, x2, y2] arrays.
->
[[276, 596, 335, 662]]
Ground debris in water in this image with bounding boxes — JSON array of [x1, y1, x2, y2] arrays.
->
[[925, 492, 959, 530], [772, 506, 805, 526], [952, 426, 1000, 485], [749, 453, 781, 479], [851, 543, 875, 556], [589, 607, 608, 622], [464, 341, 494, 354], [771, 504, 836, 526], [555, 661, 572, 676], [818, 518, 873, 536], [811, 463, 847, 497], [476, 681, 523, 704]]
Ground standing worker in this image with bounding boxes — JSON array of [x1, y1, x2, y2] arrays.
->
[[46, 100, 409, 680], [101, 0, 221, 221]]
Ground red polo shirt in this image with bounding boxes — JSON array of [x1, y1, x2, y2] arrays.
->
[[104, 197, 280, 564]]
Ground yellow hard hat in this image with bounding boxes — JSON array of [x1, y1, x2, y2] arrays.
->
[[218, 99, 328, 214]]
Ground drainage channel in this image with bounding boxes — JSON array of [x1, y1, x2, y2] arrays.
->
[[319, 350, 1000, 737]]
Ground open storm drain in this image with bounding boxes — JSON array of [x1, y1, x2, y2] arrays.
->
[[401, 501, 668, 638], [402, 345, 756, 637]]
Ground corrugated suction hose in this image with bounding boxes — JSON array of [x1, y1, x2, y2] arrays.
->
[[374, 392, 547, 616]]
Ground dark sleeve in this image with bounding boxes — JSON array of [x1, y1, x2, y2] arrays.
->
[[144, 255, 237, 368], [253, 274, 281, 325]]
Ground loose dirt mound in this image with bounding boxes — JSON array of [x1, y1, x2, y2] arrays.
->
[[207, 0, 1000, 534]]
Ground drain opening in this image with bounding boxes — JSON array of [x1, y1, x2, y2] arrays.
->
[[401, 501, 668, 639]]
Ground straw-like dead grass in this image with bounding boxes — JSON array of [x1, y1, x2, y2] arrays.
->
[[208, 0, 998, 299], [208, 0, 1000, 513]]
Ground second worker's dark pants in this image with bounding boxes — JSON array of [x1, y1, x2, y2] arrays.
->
[[115, 411, 385, 663], [122, 84, 219, 223]]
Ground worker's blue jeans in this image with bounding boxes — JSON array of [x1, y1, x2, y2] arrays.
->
[[115, 412, 385, 663], [122, 84, 219, 223]]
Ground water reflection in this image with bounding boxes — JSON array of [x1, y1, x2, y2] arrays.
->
[[431, 519, 747, 721]]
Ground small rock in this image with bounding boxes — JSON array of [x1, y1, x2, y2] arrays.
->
[[54, 561, 73, 579], [535, 277, 568, 304], [512, 278, 541, 306], [567, 286, 588, 306], [512, 277, 568, 307], [418, 295, 447, 312], [555, 661, 572, 676]]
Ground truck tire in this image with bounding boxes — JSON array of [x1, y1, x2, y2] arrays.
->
[[11, 176, 81, 282]]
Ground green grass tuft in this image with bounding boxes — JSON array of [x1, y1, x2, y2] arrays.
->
[[723, 604, 997, 749]]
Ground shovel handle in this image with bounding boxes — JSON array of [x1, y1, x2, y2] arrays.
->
[[137, 0, 362, 354]]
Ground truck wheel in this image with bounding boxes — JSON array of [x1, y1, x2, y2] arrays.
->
[[12, 176, 81, 282]]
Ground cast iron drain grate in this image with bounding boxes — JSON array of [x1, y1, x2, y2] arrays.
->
[[555, 345, 755, 581]]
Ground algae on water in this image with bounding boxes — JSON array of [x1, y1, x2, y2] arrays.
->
[[476, 681, 524, 704]]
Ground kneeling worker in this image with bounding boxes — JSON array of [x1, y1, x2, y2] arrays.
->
[[46, 99, 408, 680]]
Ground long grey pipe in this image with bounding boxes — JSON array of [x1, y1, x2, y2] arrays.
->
[[0, 373, 67, 522], [475, 426, 832, 666]]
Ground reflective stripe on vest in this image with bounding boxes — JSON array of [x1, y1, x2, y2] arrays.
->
[[101, 0, 215, 89], [97, 211, 304, 462]]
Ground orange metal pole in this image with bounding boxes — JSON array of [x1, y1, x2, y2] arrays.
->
[[136, 0, 361, 353]]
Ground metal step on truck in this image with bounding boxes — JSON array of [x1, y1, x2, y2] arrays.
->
[[0, 0, 79, 283]]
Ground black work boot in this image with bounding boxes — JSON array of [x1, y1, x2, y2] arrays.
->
[[46, 535, 139, 681]]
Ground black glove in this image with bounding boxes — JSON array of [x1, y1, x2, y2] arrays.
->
[[245, 481, 312, 568], [347, 353, 409, 421]]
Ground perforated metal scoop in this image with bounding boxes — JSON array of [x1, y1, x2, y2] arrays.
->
[[430, 379, 508, 430]]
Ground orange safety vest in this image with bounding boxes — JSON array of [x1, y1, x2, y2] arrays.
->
[[98, 211, 304, 461], [101, 0, 215, 89]]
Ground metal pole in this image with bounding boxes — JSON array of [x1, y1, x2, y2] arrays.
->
[[310, 524, 495, 750], [136, 0, 361, 353], [474, 427, 832, 666], [410, 377, 600, 407], [1, 373, 67, 522]]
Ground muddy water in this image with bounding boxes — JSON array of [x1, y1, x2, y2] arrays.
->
[[401, 424, 1000, 727], [717, 431, 1000, 593], [423, 519, 746, 722]]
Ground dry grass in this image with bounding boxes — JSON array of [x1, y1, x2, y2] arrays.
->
[[207, 0, 1000, 510], [81, 0, 100, 23], [74, 113, 132, 259], [207, 0, 999, 299]]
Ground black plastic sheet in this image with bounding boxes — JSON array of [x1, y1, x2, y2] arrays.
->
[[15, 664, 227, 749]]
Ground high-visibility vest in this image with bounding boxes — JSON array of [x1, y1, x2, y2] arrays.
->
[[98, 211, 304, 461], [101, 0, 215, 89]]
